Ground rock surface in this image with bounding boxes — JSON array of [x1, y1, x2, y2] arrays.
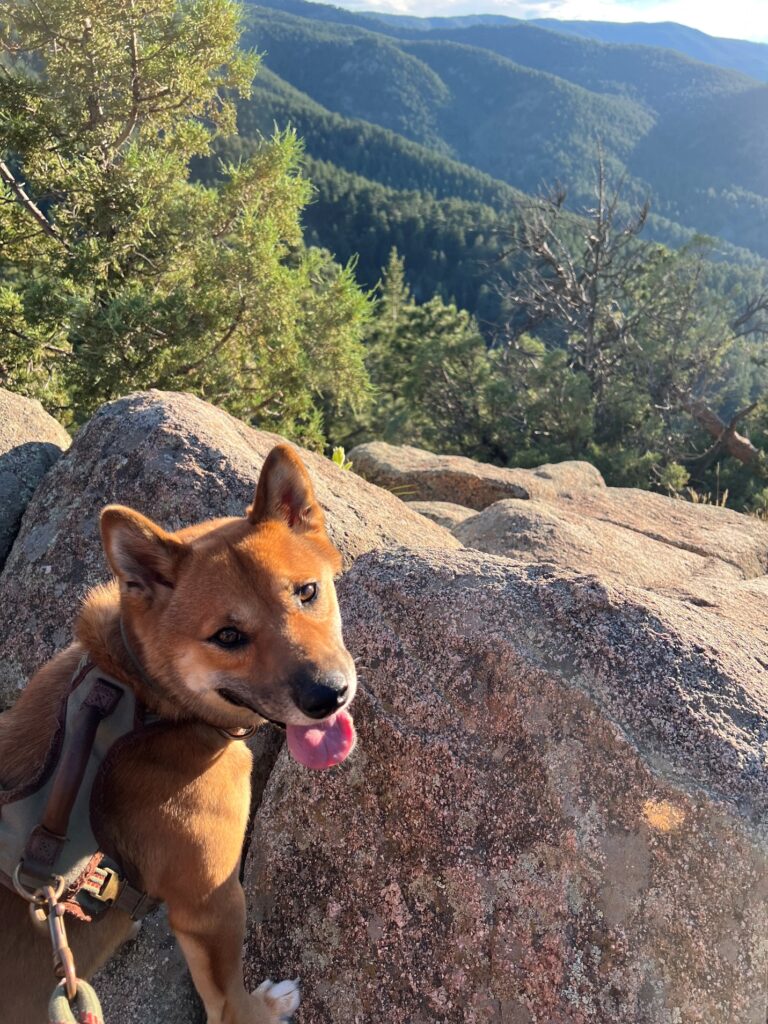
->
[[0, 388, 70, 570], [3, 398, 767, 1023], [96, 908, 202, 1022], [555, 485, 768, 580], [454, 498, 749, 594], [244, 548, 768, 1024], [0, 390, 458, 707], [408, 500, 477, 530], [348, 441, 605, 510]]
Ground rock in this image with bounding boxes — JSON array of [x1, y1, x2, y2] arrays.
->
[[558, 486, 768, 580], [347, 441, 605, 510], [523, 458, 606, 494], [454, 498, 747, 594], [243, 547, 768, 1024], [0, 390, 459, 707], [95, 908, 202, 1024], [408, 500, 477, 530], [0, 387, 70, 570]]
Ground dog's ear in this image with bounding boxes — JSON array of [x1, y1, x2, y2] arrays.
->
[[248, 445, 326, 535], [100, 505, 186, 598]]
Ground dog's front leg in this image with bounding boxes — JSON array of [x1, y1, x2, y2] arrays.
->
[[167, 872, 300, 1024]]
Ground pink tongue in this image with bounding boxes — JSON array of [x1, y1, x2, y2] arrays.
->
[[286, 709, 356, 770]]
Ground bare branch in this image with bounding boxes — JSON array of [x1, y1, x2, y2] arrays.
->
[[675, 390, 761, 466], [0, 160, 70, 249]]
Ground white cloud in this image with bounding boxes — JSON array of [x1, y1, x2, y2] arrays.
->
[[329, 0, 768, 43]]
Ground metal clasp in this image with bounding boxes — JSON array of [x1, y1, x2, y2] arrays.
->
[[45, 886, 78, 1002], [12, 865, 78, 1001]]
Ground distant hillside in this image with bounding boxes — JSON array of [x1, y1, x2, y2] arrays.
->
[[409, 22, 756, 114], [237, 68, 528, 210], [530, 19, 768, 83], [369, 9, 768, 82], [245, 2, 768, 259], [244, 9, 652, 198]]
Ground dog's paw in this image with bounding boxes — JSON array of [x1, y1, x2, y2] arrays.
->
[[252, 978, 301, 1022]]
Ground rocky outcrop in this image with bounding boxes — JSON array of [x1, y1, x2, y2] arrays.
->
[[453, 498, 751, 594], [554, 485, 768, 580], [408, 500, 477, 530], [0, 391, 458, 707], [348, 441, 605, 510], [243, 548, 768, 1024], [0, 388, 70, 570], [2, 396, 767, 1023]]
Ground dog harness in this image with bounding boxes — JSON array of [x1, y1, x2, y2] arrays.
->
[[0, 656, 158, 922]]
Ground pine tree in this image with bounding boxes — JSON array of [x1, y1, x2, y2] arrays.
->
[[0, 0, 370, 444]]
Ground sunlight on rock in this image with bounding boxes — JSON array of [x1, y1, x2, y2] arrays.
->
[[642, 799, 686, 833]]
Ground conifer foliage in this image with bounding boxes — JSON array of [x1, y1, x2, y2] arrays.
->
[[0, 0, 369, 443]]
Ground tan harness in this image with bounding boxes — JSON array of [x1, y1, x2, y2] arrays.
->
[[0, 656, 159, 922]]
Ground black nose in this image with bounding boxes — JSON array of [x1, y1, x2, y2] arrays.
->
[[293, 671, 348, 720]]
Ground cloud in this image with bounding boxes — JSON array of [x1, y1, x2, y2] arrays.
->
[[331, 0, 768, 42]]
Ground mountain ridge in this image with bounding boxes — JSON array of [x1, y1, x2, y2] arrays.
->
[[245, 2, 768, 259]]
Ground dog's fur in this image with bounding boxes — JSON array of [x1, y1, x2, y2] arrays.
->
[[0, 445, 356, 1023]]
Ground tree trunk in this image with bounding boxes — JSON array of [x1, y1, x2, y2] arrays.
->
[[679, 395, 761, 466]]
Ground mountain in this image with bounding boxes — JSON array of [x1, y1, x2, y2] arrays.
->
[[369, 10, 768, 82], [530, 20, 768, 83], [242, 3, 768, 259]]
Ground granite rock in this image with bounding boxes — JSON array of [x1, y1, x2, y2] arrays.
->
[[0, 387, 70, 570], [348, 441, 605, 510], [243, 548, 768, 1024]]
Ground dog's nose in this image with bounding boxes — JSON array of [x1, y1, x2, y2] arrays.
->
[[294, 671, 348, 720]]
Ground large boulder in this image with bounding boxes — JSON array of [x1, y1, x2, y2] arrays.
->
[[557, 486, 768, 581], [454, 498, 749, 594], [0, 387, 70, 570], [408, 500, 477, 531], [0, 390, 459, 707], [5, 400, 767, 1023], [243, 548, 768, 1024], [347, 441, 605, 510]]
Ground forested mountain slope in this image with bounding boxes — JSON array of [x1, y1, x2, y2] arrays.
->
[[530, 19, 768, 82], [193, 60, 763, 324], [369, 9, 768, 82], [244, 2, 768, 258]]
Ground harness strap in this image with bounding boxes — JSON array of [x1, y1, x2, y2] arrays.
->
[[17, 678, 124, 890]]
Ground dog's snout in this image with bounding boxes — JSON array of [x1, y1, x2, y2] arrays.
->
[[293, 669, 349, 720]]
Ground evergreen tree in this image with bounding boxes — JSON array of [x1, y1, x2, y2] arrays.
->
[[0, 0, 369, 444], [345, 249, 498, 457]]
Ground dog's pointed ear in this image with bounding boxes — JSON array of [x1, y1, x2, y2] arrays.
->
[[100, 505, 186, 598], [248, 445, 326, 535]]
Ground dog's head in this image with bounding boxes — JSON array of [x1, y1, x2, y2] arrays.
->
[[100, 445, 356, 769]]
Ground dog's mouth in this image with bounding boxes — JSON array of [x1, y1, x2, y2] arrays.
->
[[217, 688, 356, 770], [218, 687, 266, 715]]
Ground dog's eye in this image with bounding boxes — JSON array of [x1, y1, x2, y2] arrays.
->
[[209, 627, 247, 649], [296, 582, 318, 604]]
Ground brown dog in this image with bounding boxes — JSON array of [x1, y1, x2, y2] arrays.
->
[[0, 445, 357, 1023]]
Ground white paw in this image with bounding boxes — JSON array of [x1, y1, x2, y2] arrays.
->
[[254, 978, 301, 1021]]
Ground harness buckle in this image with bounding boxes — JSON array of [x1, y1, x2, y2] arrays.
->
[[82, 863, 122, 904]]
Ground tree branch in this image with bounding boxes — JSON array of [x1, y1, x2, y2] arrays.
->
[[179, 297, 247, 376], [676, 391, 762, 466], [0, 160, 70, 248]]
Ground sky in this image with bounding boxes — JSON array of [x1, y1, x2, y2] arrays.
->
[[323, 0, 768, 43]]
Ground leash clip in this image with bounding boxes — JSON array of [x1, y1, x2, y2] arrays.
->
[[41, 884, 78, 1001]]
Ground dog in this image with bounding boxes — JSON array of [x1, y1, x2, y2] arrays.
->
[[0, 444, 357, 1023]]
